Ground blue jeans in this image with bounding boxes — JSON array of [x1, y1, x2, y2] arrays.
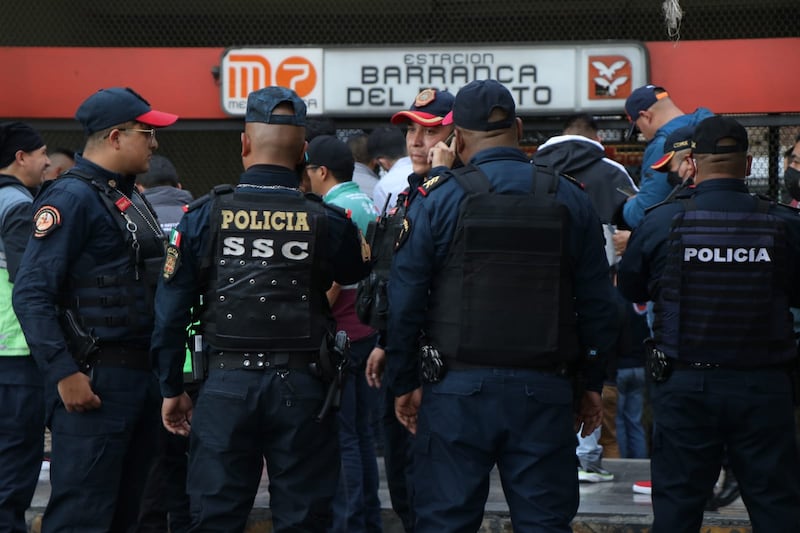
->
[[330, 335, 382, 533], [615, 367, 648, 458], [413, 368, 578, 533]]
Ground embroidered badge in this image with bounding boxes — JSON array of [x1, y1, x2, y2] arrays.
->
[[414, 89, 436, 107], [162, 244, 181, 281], [33, 206, 62, 238], [395, 217, 411, 250]]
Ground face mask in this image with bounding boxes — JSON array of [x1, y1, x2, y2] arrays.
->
[[785, 167, 800, 201]]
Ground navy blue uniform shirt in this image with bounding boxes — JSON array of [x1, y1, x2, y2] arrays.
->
[[385, 147, 618, 396], [617, 178, 800, 307], [12, 155, 141, 388], [151, 164, 370, 398]]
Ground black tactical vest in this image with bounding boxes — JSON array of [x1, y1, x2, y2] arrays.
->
[[65, 171, 166, 345], [656, 198, 796, 366], [356, 190, 409, 330], [426, 164, 580, 367], [201, 188, 330, 352]]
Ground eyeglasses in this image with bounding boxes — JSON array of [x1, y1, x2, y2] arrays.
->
[[119, 128, 156, 140], [305, 165, 320, 171]]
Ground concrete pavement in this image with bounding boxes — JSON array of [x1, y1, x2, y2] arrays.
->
[[27, 458, 752, 532]]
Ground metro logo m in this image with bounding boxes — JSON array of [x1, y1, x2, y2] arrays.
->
[[228, 55, 271, 99], [227, 54, 317, 98]]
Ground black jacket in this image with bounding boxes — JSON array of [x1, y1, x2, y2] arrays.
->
[[533, 135, 636, 226]]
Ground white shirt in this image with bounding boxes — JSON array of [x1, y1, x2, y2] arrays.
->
[[372, 156, 414, 214]]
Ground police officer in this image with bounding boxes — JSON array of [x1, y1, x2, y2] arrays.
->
[[151, 87, 370, 533], [385, 79, 618, 532], [12, 87, 177, 532], [0, 122, 49, 533], [617, 115, 800, 532], [361, 88, 455, 533]]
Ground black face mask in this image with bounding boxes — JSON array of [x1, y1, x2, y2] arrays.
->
[[785, 167, 800, 201], [666, 170, 683, 187]]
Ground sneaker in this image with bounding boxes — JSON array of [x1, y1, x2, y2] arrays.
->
[[632, 480, 652, 495], [578, 463, 615, 482]]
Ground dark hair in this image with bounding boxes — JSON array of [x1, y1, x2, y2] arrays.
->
[[562, 113, 598, 137], [136, 154, 179, 188], [305, 117, 337, 142], [347, 132, 372, 164], [367, 126, 406, 159]]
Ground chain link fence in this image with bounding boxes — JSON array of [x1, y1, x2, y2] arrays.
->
[[3, 0, 799, 199]]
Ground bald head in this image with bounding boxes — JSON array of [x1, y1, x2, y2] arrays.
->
[[694, 152, 750, 183], [242, 103, 306, 169]]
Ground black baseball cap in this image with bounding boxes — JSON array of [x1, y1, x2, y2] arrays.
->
[[692, 116, 748, 154], [245, 86, 306, 126], [307, 135, 355, 180]]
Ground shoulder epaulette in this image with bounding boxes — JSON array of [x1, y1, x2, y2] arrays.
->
[[184, 184, 234, 213], [416, 173, 451, 197], [559, 172, 584, 190]]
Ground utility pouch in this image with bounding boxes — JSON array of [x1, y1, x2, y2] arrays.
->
[[644, 337, 672, 383], [58, 308, 100, 369], [419, 344, 445, 383]]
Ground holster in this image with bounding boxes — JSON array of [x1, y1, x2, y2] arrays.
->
[[313, 331, 350, 421], [419, 344, 445, 383], [58, 308, 100, 370], [644, 337, 672, 383]]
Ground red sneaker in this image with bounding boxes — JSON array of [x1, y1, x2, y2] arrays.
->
[[632, 480, 652, 495]]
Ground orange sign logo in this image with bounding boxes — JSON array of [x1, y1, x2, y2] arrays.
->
[[588, 55, 632, 99], [275, 56, 317, 97], [227, 54, 317, 99]]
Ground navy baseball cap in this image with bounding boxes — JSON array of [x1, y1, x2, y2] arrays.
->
[[692, 115, 749, 155], [306, 135, 355, 178], [75, 87, 178, 135], [450, 80, 515, 131], [651, 125, 695, 171], [625, 85, 669, 140], [391, 89, 455, 127], [246, 86, 306, 126]]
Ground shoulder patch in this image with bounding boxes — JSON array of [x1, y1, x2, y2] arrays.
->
[[162, 243, 181, 282], [33, 206, 62, 238], [395, 217, 411, 250]]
